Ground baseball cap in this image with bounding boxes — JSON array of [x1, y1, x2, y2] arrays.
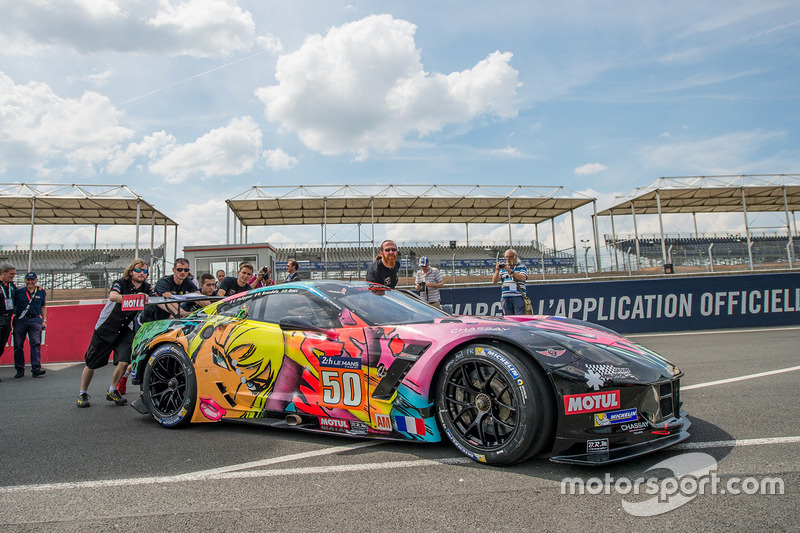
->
[[25, 271, 38, 279], [419, 256, 429, 267]]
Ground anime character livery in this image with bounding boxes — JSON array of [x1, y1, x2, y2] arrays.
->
[[129, 280, 689, 466]]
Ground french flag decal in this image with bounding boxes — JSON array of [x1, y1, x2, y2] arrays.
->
[[394, 415, 426, 436]]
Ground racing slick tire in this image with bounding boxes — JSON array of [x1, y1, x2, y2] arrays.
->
[[142, 343, 197, 428], [435, 343, 555, 466]]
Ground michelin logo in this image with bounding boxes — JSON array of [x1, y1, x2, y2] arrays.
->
[[594, 407, 638, 427]]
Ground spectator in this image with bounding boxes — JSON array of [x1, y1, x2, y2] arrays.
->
[[13, 272, 47, 378], [181, 273, 217, 314], [415, 256, 444, 308], [366, 240, 399, 288], [0, 263, 17, 381], [285, 259, 301, 282], [250, 265, 274, 288], [77, 259, 155, 408], [491, 248, 528, 316], [215, 269, 226, 290], [139, 258, 198, 323], [217, 262, 261, 297]]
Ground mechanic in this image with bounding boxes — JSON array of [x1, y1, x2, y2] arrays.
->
[[215, 269, 226, 290], [365, 240, 399, 288], [77, 259, 155, 408], [491, 248, 528, 316], [0, 263, 17, 381], [139, 257, 198, 323], [217, 262, 264, 296], [12, 272, 47, 378], [285, 259, 301, 282], [414, 256, 444, 308], [181, 273, 217, 314]]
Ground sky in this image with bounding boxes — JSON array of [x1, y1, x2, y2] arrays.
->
[[1, 0, 799, 260]]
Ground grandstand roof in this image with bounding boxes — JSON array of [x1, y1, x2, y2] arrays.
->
[[227, 185, 594, 226], [597, 174, 800, 216], [0, 183, 177, 225]]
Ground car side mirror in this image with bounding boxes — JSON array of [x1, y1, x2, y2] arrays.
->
[[441, 304, 454, 314], [279, 316, 339, 340]]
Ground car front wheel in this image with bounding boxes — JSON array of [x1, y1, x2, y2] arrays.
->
[[435, 343, 555, 465], [142, 343, 197, 428]]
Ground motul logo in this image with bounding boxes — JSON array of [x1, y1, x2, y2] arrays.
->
[[564, 390, 621, 415], [121, 294, 146, 311], [319, 417, 349, 429]]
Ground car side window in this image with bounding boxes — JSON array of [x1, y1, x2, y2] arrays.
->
[[258, 292, 339, 329]]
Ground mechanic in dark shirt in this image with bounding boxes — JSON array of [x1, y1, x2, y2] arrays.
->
[[181, 273, 217, 314], [217, 262, 265, 297], [0, 263, 17, 380], [139, 257, 198, 323], [77, 259, 155, 408], [365, 239, 400, 288]]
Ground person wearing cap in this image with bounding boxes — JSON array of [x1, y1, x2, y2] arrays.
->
[[12, 271, 47, 378], [0, 263, 18, 381], [414, 256, 444, 308]]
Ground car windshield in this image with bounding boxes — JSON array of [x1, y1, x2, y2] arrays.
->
[[325, 285, 449, 326]]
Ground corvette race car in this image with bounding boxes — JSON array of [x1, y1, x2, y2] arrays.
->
[[129, 280, 689, 466]]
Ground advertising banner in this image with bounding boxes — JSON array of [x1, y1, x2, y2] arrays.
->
[[440, 272, 800, 333]]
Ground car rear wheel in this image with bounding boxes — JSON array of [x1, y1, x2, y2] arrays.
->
[[435, 343, 555, 465], [142, 343, 197, 428]]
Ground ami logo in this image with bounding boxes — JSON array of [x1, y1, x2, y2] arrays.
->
[[563, 390, 621, 415], [121, 294, 147, 311]]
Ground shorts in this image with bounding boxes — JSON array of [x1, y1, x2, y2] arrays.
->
[[84, 328, 135, 370]]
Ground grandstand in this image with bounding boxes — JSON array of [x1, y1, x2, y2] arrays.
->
[[0, 245, 166, 290], [273, 242, 575, 280], [606, 234, 797, 268]]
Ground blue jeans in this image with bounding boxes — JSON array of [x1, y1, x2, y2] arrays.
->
[[13, 317, 43, 372], [501, 295, 526, 316]]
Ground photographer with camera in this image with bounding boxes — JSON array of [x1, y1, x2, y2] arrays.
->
[[216, 262, 263, 297], [491, 248, 528, 316], [250, 265, 274, 288], [415, 256, 444, 308]]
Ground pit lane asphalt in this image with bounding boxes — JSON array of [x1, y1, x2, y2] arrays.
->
[[1, 326, 798, 532]]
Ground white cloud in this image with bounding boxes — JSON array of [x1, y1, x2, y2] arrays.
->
[[489, 147, 524, 158], [256, 14, 520, 158], [0, 0, 276, 57], [263, 148, 298, 171], [639, 130, 785, 175], [149, 116, 263, 183], [575, 163, 608, 175], [0, 72, 133, 175], [106, 131, 177, 175]]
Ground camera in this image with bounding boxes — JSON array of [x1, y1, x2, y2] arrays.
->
[[498, 263, 506, 269], [260, 266, 269, 276], [418, 280, 426, 289]]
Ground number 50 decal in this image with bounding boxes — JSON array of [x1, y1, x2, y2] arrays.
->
[[321, 370, 364, 409]]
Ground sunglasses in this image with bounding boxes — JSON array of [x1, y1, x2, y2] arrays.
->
[[383, 248, 398, 252], [133, 268, 149, 274], [175, 268, 190, 273]]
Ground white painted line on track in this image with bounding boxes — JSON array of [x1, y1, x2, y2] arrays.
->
[[682, 365, 800, 391], [676, 435, 800, 450]]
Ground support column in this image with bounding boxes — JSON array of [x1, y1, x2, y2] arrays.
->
[[570, 209, 578, 274], [28, 197, 36, 273], [592, 200, 601, 271], [656, 190, 667, 267], [631, 203, 641, 270], [741, 187, 753, 270], [134, 198, 141, 260], [610, 213, 619, 271], [507, 198, 513, 248]]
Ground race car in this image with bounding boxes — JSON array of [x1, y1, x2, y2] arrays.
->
[[128, 280, 689, 466]]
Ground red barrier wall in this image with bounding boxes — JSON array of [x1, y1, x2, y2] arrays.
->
[[5, 303, 103, 364]]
